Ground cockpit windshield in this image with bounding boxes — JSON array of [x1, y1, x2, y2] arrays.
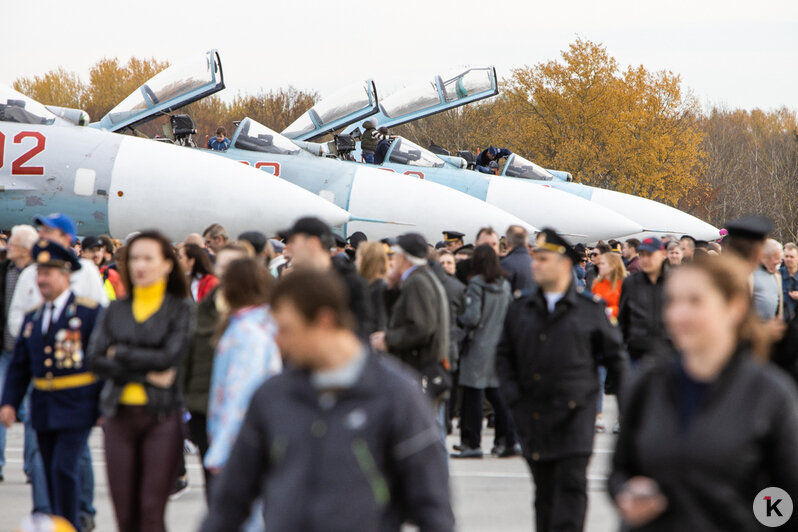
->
[[234, 118, 301, 155], [441, 68, 494, 102], [380, 81, 441, 119], [0, 85, 59, 125], [103, 52, 220, 127], [503, 154, 554, 181], [388, 137, 445, 168]]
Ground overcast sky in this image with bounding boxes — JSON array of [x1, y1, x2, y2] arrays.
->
[[2, 0, 796, 113]]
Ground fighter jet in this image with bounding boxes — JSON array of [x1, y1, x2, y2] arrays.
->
[[95, 54, 536, 242], [219, 118, 535, 242], [0, 83, 350, 242], [308, 70, 719, 241]]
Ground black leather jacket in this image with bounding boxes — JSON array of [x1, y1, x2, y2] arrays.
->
[[88, 294, 194, 417]]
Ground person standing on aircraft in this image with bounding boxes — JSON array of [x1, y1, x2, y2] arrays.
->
[[0, 240, 102, 531], [497, 229, 627, 532], [199, 269, 454, 532], [206, 127, 231, 151], [360, 119, 378, 163], [474, 146, 511, 174], [373, 127, 395, 164]]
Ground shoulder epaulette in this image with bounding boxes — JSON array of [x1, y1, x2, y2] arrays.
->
[[75, 297, 99, 309], [25, 303, 44, 314]]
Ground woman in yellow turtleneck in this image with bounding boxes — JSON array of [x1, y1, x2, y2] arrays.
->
[[88, 231, 193, 532]]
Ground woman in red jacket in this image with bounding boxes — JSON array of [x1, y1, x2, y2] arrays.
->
[[178, 243, 219, 302], [591, 251, 627, 432]]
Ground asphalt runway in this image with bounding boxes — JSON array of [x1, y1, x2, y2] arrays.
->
[[0, 399, 621, 532]]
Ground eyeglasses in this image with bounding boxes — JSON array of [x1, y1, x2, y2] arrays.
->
[[589, 253, 598, 257]]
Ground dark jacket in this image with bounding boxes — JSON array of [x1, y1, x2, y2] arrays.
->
[[385, 266, 450, 373], [475, 147, 511, 167], [332, 255, 375, 338], [496, 282, 627, 462], [87, 294, 194, 417], [609, 350, 798, 532], [429, 261, 466, 367], [182, 286, 220, 415], [500, 246, 535, 296], [1, 292, 102, 431], [361, 125, 378, 153], [617, 268, 669, 360], [585, 262, 599, 291], [458, 276, 511, 389], [374, 138, 391, 165], [367, 278, 388, 332], [455, 257, 472, 285], [199, 352, 455, 532]]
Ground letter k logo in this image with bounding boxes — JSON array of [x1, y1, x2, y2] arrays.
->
[[764, 496, 783, 517]]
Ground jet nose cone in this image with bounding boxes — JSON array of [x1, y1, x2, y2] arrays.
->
[[345, 167, 535, 242], [107, 137, 350, 241], [487, 178, 643, 244], [589, 188, 720, 241]]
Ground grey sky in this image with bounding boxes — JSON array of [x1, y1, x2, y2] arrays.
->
[[2, 0, 796, 113]]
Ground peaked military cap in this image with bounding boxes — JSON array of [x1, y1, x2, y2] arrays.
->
[[533, 228, 581, 263], [33, 240, 81, 272], [724, 215, 773, 241], [443, 231, 465, 243]]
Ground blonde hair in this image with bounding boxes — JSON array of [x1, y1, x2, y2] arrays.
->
[[357, 242, 388, 283], [595, 251, 627, 289]]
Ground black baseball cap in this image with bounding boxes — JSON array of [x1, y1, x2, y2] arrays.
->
[[81, 235, 103, 250], [238, 231, 268, 254]]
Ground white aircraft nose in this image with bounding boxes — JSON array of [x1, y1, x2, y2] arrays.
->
[[487, 178, 643, 244], [589, 188, 721, 241], [107, 136, 350, 241], [345, 167, 536, 242]]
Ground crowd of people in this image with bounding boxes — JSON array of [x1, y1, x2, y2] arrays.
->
[[0, 210, 796, 532]]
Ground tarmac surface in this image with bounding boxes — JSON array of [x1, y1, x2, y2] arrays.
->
[[0, 399, 621, 532]]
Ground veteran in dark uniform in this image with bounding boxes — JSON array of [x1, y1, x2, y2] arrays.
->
[[0, 240, 101, 530], [496, 228, 628, 532]]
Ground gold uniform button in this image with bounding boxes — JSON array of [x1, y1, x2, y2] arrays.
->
[[45, 372, 53, 379], [44, 359, 52, 367], [44, 346, 52, 354], [568, 401, 576, 409], [539, 333, 547, 341], [531, 452, 540, 461]]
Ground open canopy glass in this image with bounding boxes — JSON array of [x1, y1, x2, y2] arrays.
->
[[96, 50, 224, 132], [233, 118, 302, 156], [388, 137, 446, 168], [502, 154, 554, 181]]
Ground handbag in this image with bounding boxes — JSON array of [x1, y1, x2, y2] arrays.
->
[[421, 360, 453, 400]]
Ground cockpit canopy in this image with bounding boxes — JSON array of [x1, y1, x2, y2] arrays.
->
[[233, 118, 302, 156], [380, 67, 496, 119], [388, 137, 445, 168], [503, 154, 554, 181], [0, 85, 61, 125], [96, 50, 223, 132], [282, 80, 377, 140]]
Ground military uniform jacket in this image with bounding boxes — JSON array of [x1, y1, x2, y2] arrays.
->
[[1, 291, 101, 431], [496, 282, 627, 462]]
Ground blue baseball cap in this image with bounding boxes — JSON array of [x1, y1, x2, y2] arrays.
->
[[639, 237, 665, 253], [33, 213, 77, 240]]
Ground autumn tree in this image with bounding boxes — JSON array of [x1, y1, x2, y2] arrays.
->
[[12, 67, 88, 110]]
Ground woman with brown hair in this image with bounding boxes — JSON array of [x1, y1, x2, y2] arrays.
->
[[592, 251, 628, 432], [355, 241, 389, 333], [610, 256, 798, 531], [178, 243, 218, 302], [87, 231, 193, 532]]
